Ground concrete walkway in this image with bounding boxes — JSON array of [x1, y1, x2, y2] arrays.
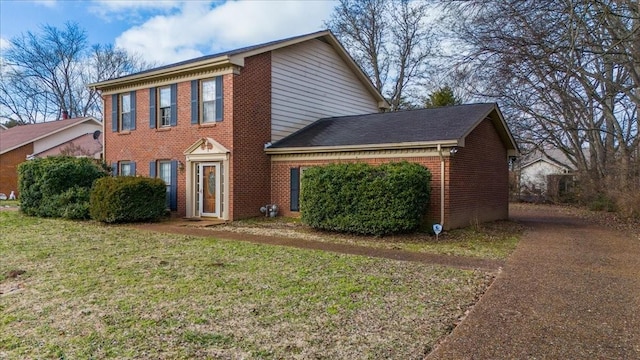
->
[[427, 206, 640, 359]]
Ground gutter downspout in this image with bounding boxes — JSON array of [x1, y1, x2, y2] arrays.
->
[[437, 144, 445, 227]]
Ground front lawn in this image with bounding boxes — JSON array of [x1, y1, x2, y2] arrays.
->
[[0, 211, 492, 359]]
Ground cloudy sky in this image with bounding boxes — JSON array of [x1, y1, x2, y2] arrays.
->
[[0, 0, 338, 65]]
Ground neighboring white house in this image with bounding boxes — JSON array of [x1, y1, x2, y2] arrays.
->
[[520, 149, 575, 197]]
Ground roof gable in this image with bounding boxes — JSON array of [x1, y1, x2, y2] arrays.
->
[[0, 117, 102, 155], [268, 103, 518, 155], [89, 30, 387, 108]]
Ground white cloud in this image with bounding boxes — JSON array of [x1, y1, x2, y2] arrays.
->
[[114, 0, 337, 65]]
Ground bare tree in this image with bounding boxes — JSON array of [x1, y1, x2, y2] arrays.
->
[[446, 0, 640, 209], [0, 22, 149, 124], [326, 0, 436, 110]]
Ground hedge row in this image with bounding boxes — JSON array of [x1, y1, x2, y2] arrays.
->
[[300, 162, 431, 236], [18, 156, 167, 223]]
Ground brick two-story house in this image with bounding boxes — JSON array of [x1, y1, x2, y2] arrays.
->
[[90, 30, 387, 221], [91, 30, 517, 229]]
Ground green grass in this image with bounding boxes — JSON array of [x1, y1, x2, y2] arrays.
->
[[0, 200, 19, 207], [0, 211, 492, 359]]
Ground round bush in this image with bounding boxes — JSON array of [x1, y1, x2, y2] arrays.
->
[[18, 156, 109, 219], [90, 176, 167, 223]]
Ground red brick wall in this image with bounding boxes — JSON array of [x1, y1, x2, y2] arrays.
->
[[271, 156, 445, 225], [231, 52, 272, 218], [0, 143, 33, 197], [449, 119, 509, 228], [103, 73, 235, 218]]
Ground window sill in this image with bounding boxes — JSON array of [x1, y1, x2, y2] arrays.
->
[[118, 131, 131, 135], [156, 127, 171, 132], [199, 122, 217, 128]]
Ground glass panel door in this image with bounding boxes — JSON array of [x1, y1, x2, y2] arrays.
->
[[198, 163, 220, 217]]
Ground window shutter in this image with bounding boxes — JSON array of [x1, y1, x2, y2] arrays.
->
[[131, 162, 136, 176], [290, 167, 300, 211], [191, 80, 199, 124], [149, 161, 156, 178], [149, 88, 156, 128], [111, 162, 118, 176], [170, 83, 178, 127], [215, 76, 223, 121], [130, 91, 136, 130], [170, 160, 178, 210], [111, 95, 118, 132]]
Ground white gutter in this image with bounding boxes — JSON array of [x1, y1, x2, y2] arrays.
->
[[437, 144, 445, 227], [265, 140, 460, 154]]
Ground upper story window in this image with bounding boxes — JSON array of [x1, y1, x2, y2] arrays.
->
[[159, 86, 171, 127], [201, 79, 217, 123], [150, 84, 177, 129], [111, 92, 136, 132], [191, 76, 223, 124], [121, 94, 132, 130]]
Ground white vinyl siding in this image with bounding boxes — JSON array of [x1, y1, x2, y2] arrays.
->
[[271, 39, 380, 142]]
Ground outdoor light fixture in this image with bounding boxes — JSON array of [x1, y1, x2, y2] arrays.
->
[[450, 147, 458, 155]]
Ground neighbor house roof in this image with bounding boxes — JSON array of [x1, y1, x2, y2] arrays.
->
[[0, 117, 101, 155], [520, 149, 578, 171], [267, 103, 518, 155], [88, 30, 388, 109]]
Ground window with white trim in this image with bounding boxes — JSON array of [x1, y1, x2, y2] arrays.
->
[[158, 86, 171, 127], [120, 93, 132, 130], [120, 161, 134, 176]]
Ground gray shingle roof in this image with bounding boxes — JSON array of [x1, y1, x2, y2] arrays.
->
[[270, 103, 502, 148], [104, 30, 330, 83]]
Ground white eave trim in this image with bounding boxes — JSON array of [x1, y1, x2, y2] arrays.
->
[[88, 56, 234, 90], [265, 140, 461, 155]]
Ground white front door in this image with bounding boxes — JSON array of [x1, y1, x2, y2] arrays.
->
[[197, 163, 221, 217]]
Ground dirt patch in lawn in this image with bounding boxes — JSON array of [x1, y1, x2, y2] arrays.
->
[[134, 220, 513, 272]]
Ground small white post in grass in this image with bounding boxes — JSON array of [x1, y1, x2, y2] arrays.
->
[[433, 223, 443, 241]]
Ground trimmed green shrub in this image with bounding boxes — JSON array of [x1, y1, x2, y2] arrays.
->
[[90, 176, 167, 223], [300, 161, 431, 236], [18, 156, 109, 219]]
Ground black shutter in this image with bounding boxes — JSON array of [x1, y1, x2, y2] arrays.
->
[[290, 167, 300, 211], [170, 83, 178, 127], [130, 91, 136, 130], [170, 160, 178, 210], [111, 161, 118, 176], [149, 161, 156, 178], [215, 76, 223, 121], [149, 88, 156, 128], [191, 80, 199, 124], [111, 95, 118, 132]]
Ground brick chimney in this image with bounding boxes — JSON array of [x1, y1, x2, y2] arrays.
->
[[62, 110, 69, 119]]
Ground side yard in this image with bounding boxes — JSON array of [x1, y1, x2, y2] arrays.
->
[[0, 211, 503, 359]]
